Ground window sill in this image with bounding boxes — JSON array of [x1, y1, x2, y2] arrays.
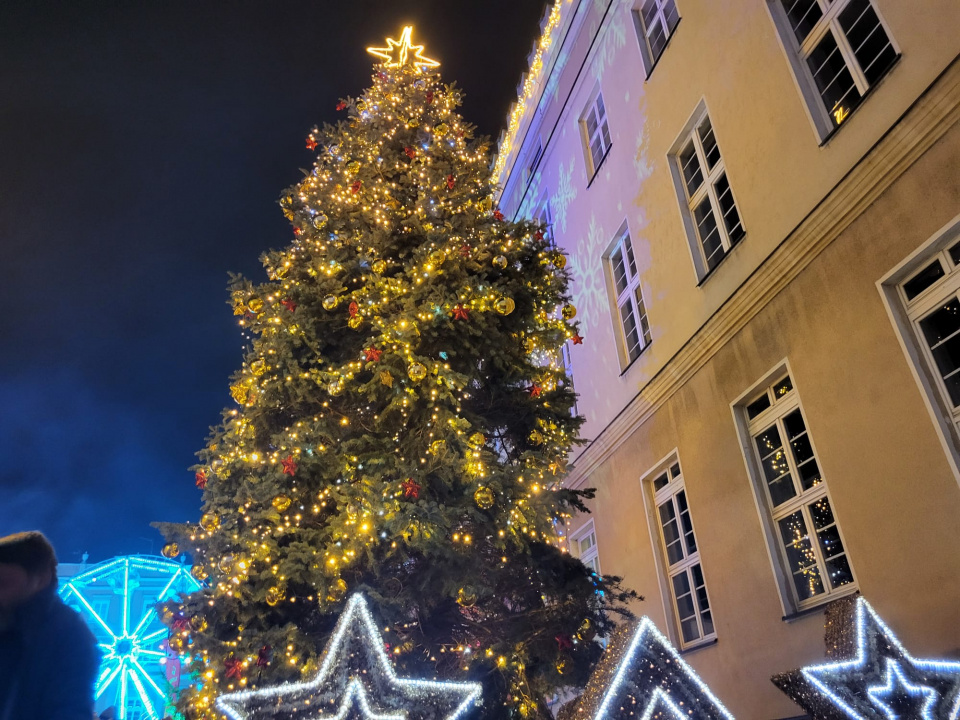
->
[[816, 55, 901, 148], [678, 636, 717, 656], [618, 340, 651, 378], [642, 18, 682, 81], [782, 586, 859, 623], [586, 144, 613, 189], [695, 236, 745, 288]]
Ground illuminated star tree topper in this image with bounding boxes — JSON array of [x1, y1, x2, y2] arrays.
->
[[367, 26, 439, 70], [773, 595, 960, 720], [216, 594, 482, 720]]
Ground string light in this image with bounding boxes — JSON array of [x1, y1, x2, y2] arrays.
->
[[367, 26, 439, 70], [216, 594, 482, 720]]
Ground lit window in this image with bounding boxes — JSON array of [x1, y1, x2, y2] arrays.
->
[[651, 461, 715, 648], [607, 227, 651, 364], [744, 373, 855, 608], [770, 0, 898, 137], [569, 522, 601, 575], [632, 0, 680, 75], [671, 108, 744, 279], [581, 91, 612, 178]]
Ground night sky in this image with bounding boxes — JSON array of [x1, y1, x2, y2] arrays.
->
[[0, 0, 546, 562]]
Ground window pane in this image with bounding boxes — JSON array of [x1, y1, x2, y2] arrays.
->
[[755, 425, 797, 506], [919, 299, 960, 407], [806, 30, 862, 127], [773, 375, 794, 399], [635, 287, 652, 346], [647, 16, 668, 59], [671, 571, 700, 643], [679, 141, 703, 196], [781, 0, 823, 45], [586, 108, 598, 136], [948, 241, 960, 267], [620, 299, 643, 361], [903, 261, 945, 301], [653, 472, 669, 492], [663, 0, 680, 33], [747, 393, 772, 420], [611, 247, 629, 296], [778, 510, 825, 601], [698, 117, 721, 170], [677, 490, 698, 556], [640, 0, 660, 28], [809, 497, 854, 589], [600, 121, 612, 153], [659, 501, 684, 565], [838, 0, 897, 86], [713, 173, 744, 244], [784, 409, 822, 491], [691, 563, 713, 636], [624, 234, 638, 276], [694, 197, 724, 271], [669, 462, 681, 479], [596, 93, 606, 119]]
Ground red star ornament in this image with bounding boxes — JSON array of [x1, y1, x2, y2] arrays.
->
[[493, 210, 505, 221], [195, 471, 208, 489], [535, 229, 544, 241], [293, 226, 302, 236], [401, 478, 422, 499], [452, 304, 469, 321], [364, 346, 383, 362], [281, 298, 297, 312], [351, 180, 362, 194], [404, 146, 416, 159], [306, 137, 318, 151], [348, 301, 359, 317], [336, 101, 347, 111], [529, 384, 542, 398], [172, 616, 190, 633], [556, 633, 573, 650], [446, 174, 455, 190], [281, 456, 297, 476], [571, 334, 584, 345], [224, 658, 243, 679], [459, 243, 471, 257]]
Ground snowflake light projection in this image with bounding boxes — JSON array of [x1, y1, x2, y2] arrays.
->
[[60, 555, 202, 720]]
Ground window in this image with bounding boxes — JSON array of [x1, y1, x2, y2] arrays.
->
[[743, 373, 855, 608], [560, 342, 579, 417], [607, 227, 652, 364], [651, 461, 715, 648], [632, 0, 680, 75], [581, 91, 612, 178], [670, 109, 744, 279], [897, 237, 960, 434], [528, 138, 544, 180], [769, 0, 899, 138], [570, 521, 601, 575], [536, 198, 555, 247]]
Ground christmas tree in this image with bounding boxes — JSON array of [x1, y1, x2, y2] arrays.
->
[[156, 27, 636, 720]]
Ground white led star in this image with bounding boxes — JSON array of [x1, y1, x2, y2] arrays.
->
[[216, 593, 481, 720], [867, 659, 938, 720], [593, 617, 734, 720], [799, 597, 960, 720]]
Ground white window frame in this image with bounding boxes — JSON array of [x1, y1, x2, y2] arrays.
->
[[642, 456, 716, 649], [604, 224, 652, 368], [878, 212, 960, 488], [536, 197, 556, 248], [766, 0, 900, 141], [568, 520, 601, 575], [668, 102, 745, 282], [631, 0, 681, 77], [560, 341, 579, 417], [733, 364, 857, 614], [580, 89, 612, 180]]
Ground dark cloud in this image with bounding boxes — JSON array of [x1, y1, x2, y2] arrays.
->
[[0, 0, 545, 560]]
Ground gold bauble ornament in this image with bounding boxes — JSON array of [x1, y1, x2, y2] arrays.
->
[[556, 658, 570, 675], [326, 578, 348, 603], [167, 635, 185, 652], [467, 432, 486, 448], [428, 249, 445, 265], [456, 587, 477, 607], [199, 512, 221, 532], [407, 118, 420, 128], [328, 378, 345, 396], [348, 316, 363, 329], [530, 430, 545, 445], [492, 255, 508, 269], [282, 208, 294, 221], [250, 359, 267, 377], [190, 615, 208, 632], [494, 297, 516, 316], [379, 371, 394, 388], [552, 252, 567, 269], [322, 295, 338, 310], [355, 101, 367, 112], [473, 486, 495, 510], [408, 363, 427, 382], [313, 213, 328, 228], [191, 564, 209, 581], [272, 494, 292, 512], [372, 259, 387, 274], [247, 296, 263, 313], [346, 161, 361, 175], [218, 555, 235, 573], [265, 586, 285, 607], [562, 304, 577, 319], [435, 123, 449, 136], [161, 542, 180, 559], [429, 439, 446, 455], [280, 195, 293, 208]]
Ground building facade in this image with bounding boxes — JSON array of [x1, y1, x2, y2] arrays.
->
[[495, 1, 960, 717]]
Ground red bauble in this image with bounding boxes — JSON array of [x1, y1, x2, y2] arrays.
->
[[404, 146, 416, 159], [452, 304, 469, 321], [256, 645, 273, 667], [426, 91, 434, 103], [493, 210, 504, 221], [364, 347, 383, 362], [281, 456, 297, 476], [529, 384, 542, 398], [336, 101, 347, 111], [571, 334, 584, 345], [293, 227, 302, 236], [459, 243, 472, 257], [446, 174, 455, 190], [306, 137, 318, 151], [348, 301, 359, 317], [195, 471, 208, 489], [225, 658, 243, 679], [281, 298, 297, 312], [401, 479, 422, 499], [351, 180, 362, 194]]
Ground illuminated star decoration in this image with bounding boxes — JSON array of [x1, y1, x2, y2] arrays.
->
[[215, 593, 481, 720], [366, 26, 439, 71], [773, 596, 960, 720], [568, 617, 734, 720], [281, 456, 298, 476]]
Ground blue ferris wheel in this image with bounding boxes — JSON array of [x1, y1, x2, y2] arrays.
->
[[59, 555, 202, 720]]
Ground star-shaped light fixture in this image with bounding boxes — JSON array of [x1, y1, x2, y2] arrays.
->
[[774, 596, 960, 720], [367, 26, 439, 70], [566, 617, 734, 720], [216, 593, 481, 720]]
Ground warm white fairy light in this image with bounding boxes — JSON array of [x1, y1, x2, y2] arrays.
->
[[216, 593, 482, 720]]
